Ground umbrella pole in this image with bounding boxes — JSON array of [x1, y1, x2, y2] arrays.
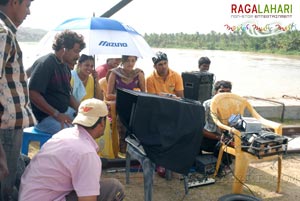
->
[[93, 55, 97, 98], [100, 0, 133, 18]]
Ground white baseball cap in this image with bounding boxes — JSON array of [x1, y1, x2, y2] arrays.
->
[[73, 98, 108, 127]]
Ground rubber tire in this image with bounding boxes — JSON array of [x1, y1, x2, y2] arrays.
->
[[218, 194, 261, 201]]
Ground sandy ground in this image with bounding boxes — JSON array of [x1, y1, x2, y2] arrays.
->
[[102, 152, 300, 201], [28, 129, 300, 201]]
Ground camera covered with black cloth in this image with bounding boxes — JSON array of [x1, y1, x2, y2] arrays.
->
[[116, 88, 205, 175]]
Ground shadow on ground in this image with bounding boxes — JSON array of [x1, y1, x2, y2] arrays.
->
[[102, 153, 300, 201]]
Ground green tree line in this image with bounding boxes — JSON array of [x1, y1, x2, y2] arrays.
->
[[18, 27, 300, 55], [144, 30, 300, 55]]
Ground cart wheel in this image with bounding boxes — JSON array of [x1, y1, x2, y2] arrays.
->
[[218, 194, 261, 201]]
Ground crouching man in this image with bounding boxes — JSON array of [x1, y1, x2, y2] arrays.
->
[[19, 98, 125, 201]]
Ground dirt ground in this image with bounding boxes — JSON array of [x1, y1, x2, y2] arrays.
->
[[28, 135, 300, 201], [102, 152, 300, 201]]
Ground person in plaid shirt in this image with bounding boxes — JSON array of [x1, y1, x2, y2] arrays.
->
[[0, 0, 37, 200]]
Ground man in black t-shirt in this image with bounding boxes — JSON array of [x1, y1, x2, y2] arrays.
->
[[29, 30, 86, 134]]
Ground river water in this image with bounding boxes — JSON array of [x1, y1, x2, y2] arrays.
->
[[20, 42, 300, 99]]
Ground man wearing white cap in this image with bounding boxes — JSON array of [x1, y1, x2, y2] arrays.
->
[[19, 98, 125, 201]]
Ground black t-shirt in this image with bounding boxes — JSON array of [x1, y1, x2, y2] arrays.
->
[[29, 53, 72, 121]]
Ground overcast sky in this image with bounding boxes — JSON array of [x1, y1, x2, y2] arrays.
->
[[21, 0, 299, 35]]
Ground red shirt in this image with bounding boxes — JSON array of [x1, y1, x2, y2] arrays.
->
[[96, 63, 109, 79]]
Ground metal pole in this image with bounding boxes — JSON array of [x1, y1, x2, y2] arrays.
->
[[100, 0, 133, 18]]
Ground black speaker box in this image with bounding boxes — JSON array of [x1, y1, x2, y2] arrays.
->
[[182, 72, 214, 103], [116, 88, 205, 174]]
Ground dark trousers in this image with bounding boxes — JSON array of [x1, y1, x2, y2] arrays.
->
[[200, 137, 218, 153], [0, 129, 23, 201], [66, 178, 125, 201]]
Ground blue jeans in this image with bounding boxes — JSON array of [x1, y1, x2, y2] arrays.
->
[[35, 107, 76, 135], [0, 129, 22, 201]]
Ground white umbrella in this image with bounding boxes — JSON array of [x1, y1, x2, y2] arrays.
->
[[36, 17, 155, 58]]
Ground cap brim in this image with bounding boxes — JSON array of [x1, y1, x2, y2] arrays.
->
[[72, 114, 99, 127]]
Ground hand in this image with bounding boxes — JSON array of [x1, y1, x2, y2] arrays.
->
[[106, 94, 116, 101], [54, 113, 73, 130], [159, 92, 178, 99], [91, 70, 99, 81]]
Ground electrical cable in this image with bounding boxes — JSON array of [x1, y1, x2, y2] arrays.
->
[[223, 135, 257, 197]]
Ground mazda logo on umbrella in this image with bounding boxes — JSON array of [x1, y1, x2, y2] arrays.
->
[[98, 41, 128, 47]]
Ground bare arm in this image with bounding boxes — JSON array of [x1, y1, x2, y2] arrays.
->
[[138, 72, 146, 92], [174, 90, 184, 98], [30, 90, 59, 118], [98, 78, 108, 100], [69, 95, 80, 111], [203, 129, 220, 141], [106, 72, 117, 101], [94, 81, 104, 100], [29, 90, 73, 127], [174, 74, 184, 98], [92, 70, 104, 100]]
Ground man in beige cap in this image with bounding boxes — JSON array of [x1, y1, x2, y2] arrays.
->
[[19, 98, 125, 201]]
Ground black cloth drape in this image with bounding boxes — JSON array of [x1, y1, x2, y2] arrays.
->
[[116, 89, 204, 175]]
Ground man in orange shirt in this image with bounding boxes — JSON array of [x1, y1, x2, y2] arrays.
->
[[146, 51, 184, 178], [146, 51, 184, 98]]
